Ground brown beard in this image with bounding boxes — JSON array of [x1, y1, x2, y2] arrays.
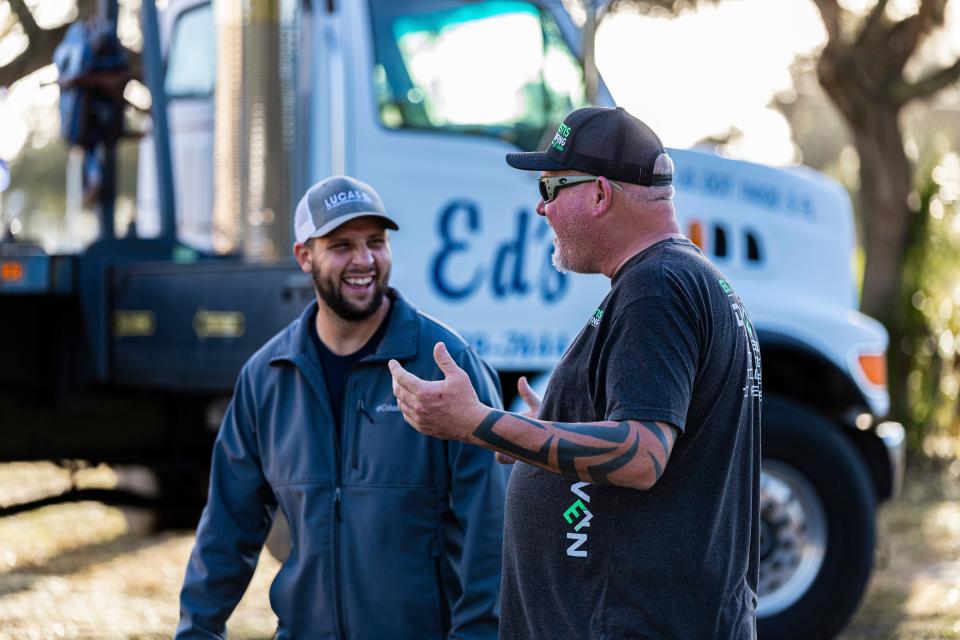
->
[[312, 262, 390, 321]]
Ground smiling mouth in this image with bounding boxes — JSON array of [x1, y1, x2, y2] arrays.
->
[[343, 275, 375, 288]]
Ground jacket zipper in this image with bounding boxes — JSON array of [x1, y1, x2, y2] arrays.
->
[[332, 388, 348, 640], [352, 399, 374, 470], [433, 551, 451, 634]]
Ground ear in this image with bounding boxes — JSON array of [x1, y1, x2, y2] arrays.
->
[[591, 177, 616, 218], [293, 241, 313, 274]]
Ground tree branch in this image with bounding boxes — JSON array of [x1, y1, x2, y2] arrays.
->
[[887, 0, 947, 72], [605, 0, 721, 17], [6, 0, 40, 39], [891, 56, 960, 103], [0, 23, 70, 87], [0, 0, 100, 88], [811, 0, 843, 44], [854, 0, 890, 47]]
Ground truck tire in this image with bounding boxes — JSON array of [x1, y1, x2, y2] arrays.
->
[[758, 395, 876, 640]]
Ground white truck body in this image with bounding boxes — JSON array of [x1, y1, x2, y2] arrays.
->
[[137, 0, 890, 416]]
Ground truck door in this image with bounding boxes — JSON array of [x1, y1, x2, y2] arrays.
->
[[342, 0, 605, 372], [136, 0, 215, 250]]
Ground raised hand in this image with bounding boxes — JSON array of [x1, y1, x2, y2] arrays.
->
[[495, 377, 543, 465], [388, 342, 486, 441], [517, 376, 542, 419]]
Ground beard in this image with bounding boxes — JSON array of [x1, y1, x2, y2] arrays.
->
[[551, 237, 573, 273], [312, 262, 390, 321], [549, 214, 596, 274]]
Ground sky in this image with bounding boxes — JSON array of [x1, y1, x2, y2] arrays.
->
[[0, 0, 959, 168], [596, 0, 827, 165]]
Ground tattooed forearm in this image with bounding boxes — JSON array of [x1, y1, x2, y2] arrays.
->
[[474, 411, 553, 465], [639, 420, 670, 458], [647, 451, 663, 481], [472, 410, 677, 489]]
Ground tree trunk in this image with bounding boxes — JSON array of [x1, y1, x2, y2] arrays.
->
[[851, 107, 913, 322], [853, 107, 921, 422], [818, 46, 919, 421], [844, 106, 918, 420]]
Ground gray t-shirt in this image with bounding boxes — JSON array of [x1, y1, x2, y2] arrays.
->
[[500, 238, 761, 640]]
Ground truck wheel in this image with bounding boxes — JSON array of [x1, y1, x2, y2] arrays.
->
[[758, 395, 876, 640]]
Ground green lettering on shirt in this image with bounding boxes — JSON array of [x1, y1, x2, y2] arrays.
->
[[563, 499, 586, 524]]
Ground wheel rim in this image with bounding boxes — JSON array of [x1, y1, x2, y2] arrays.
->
[[757, 460, 828, 618]]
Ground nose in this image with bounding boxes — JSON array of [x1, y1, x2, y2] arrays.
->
[[352, 246, 375, 268], [536, 199, 546, 217]]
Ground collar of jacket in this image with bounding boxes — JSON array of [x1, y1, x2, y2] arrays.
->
[[268, 288, 419, 373]]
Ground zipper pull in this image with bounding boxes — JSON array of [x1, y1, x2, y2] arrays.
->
[[334, 486, 343, 521]]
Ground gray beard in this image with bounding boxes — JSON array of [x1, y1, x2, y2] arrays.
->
[[551, 240, 571, 273], [551, 237, 591, 274]]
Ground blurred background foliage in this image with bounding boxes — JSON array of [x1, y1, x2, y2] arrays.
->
[[902, 147, 960, 457]]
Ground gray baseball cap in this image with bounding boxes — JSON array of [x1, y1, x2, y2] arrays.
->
[[294, 175, 399, 243]]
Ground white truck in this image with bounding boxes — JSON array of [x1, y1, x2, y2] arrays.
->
[[137, 1, 905, 637], [0, 0, 903, 638]]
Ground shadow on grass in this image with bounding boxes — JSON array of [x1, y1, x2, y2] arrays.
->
[[0, 509, 179, 599], [839, 582, 910, 640], [838, 460, 959, 640]]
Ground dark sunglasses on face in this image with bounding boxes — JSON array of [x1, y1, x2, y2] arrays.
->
[[538, 175, 624, 203]]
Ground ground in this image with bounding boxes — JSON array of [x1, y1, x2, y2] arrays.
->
[[0, 461, 956, 639], [839, 460, 960, 640]]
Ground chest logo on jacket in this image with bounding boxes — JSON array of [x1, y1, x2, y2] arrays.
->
[[563, 482, 593, 557], [375, 401, 402, 413]]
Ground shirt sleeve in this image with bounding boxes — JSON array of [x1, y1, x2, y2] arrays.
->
[[176, 366, 277, 638], [601, 290, 700, 432], [443, 347, 509, 640]]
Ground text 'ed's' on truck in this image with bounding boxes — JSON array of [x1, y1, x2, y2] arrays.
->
[[0, 0, 906, 637]]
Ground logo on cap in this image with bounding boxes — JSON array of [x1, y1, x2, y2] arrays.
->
[[551, 123, 572, 152], [325, 189, 373, 211]]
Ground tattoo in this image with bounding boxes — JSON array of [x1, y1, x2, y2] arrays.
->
[[555, 437, 621, 476], [473, 410, 672, 486], [475, 412, 553, 465], [549, 419, 630, 443], [647, 451, 663, 481], [587, 429, 641, 484], [638, 421, 669, 457]]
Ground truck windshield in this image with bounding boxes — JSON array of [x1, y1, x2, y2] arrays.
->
[[165, 2, 214, 98], [369, 0, 587, 151]]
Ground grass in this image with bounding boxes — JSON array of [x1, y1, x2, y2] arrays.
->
[[839, 459, 960, 640], [0, 461, 957, 638]]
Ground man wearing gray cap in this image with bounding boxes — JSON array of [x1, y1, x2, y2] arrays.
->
[[177, 175, 508, 639], [389, 108, 761, 639]]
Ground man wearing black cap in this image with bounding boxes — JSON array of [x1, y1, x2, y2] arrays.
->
[[389, 108, 761, 639], [177, 175, 508, 639]]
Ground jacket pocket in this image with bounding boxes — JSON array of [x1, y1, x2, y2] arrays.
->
[[351, 399, 374, 470], [339, 484, 445, 639]]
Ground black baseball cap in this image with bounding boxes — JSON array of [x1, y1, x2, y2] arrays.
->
[[505, 106, 672, 186]]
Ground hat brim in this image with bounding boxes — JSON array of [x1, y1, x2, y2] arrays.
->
[[310, 212, 400, 239], [505, 151, 568, 172]]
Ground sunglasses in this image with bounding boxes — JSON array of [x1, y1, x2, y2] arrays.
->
[[538, 175, 623, 203]]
